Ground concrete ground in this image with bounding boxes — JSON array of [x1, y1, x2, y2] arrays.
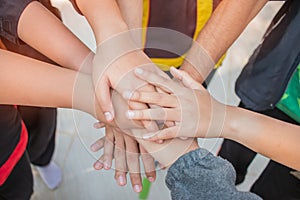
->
[[31, 1, 284, 199]]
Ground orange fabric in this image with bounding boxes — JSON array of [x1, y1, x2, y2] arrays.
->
[[0, 39, 7, 50]]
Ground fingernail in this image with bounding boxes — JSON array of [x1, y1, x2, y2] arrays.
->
[[135, 68, 143, 75], [142, 133, 154, 140], [118, 176, 125, 185], [134, 185, 141, 193], [104, 162, 110, 170], [148, 177, 155, 182], [126, 110, 135, 118], [157, 139, 164, 144], [180, 137, 188, 140], [123, 91, 133, 100], [90, 143, 99, 151], [104, 112, 113, 121], [94, 161, 103, 170], [93, 123, 101, 129]]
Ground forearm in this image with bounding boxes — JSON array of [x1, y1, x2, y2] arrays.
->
[[74, 0, 128, 44], [117, 0, 143, 47], [18, 1, 92, 73], [181, 0, 268, 82], [0, 49, 98, 117], [224, 106, 300, 170]]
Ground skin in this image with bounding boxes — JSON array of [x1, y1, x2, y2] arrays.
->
[[18, 1, 92, 73], [73, 0, 161, 191], [181, 0, 269, 82], [0, 49, 199, 177], [89, 0, 272, 188], [13, 2, 155, 191], [5, 0, 193, 191], [125, 67, 300, 171], [74, 0, 167, 123]]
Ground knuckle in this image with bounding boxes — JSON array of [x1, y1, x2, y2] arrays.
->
[[126, 153, 140, 164], [141, 154, 154, 164], [114, 148, 125, 158]]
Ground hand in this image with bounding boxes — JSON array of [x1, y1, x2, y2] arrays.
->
[[124, 67, 227, 140], [91, 125, 156, 193], [91, 31, 168, 125]]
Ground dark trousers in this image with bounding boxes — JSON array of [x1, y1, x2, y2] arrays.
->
[[219, 102, 300, 200], [0, 105, 57, 200], [0, 153, 33, 200], [0, 12, 59, 198], [19, 106, 57, 166]]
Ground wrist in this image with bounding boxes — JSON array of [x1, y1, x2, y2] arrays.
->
[[223, 106, 251, 142], [182, 43, 215, 83]]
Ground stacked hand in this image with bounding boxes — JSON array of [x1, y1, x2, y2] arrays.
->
[[89, 44, 200, 192]]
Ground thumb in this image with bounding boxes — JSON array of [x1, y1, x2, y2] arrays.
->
[[142, 126, 181, 141], [170, 67, 203, 90], [95, 78, 115, 122]]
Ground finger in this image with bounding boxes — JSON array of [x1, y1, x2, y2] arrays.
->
[[134, 68, 180, 93], [102, 127, 114, 170], [165, 121, 175, 128], [139, 145, 156, 183], [126, 108, 180, 121], [142, 126, 180, 141], [123, 91, 178, 108], [95, 78, 115, 122], [170, 67, 203, 90], [114, 170, 127, 187], [93, 121, 106, 129], [93, 155, 104, 170], [113, 129, 127, 186], [90, 136, 105, 152], [124, 135, 142, 193]]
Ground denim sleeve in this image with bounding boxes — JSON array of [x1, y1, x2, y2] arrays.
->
[[165, 148, 262, 200], [0, 0, 35, 44]]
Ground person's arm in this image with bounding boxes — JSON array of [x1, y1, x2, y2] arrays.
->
[[225, 105, 300, 171], [17, 1, 92, 73], [0, 49, 94, 113], [181, 0, 269, 82], [0, 49, 156, 193], [125, 67, 300, 170], [72, 0, 167, 123]]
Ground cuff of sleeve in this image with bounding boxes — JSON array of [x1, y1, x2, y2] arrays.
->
[[165, 148, 262, 200], [165, 148, 214, 190]]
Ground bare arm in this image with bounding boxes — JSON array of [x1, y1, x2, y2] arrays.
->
[[126, 68, 300, 170], [0, 49, 94, 114], [225, 106, 300, 170], [181, 0, 269, 82], [18, 1, 92, 73]]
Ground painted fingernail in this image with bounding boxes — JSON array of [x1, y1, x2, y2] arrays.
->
[[118, 176, 125, 185], [135, 68, 143, 75], [123, 91, 133, 100], [148, 177, 155, 182], [126, 110, 135, 118], [104, 112, 113, 121], [134, 185, 141, 193]]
